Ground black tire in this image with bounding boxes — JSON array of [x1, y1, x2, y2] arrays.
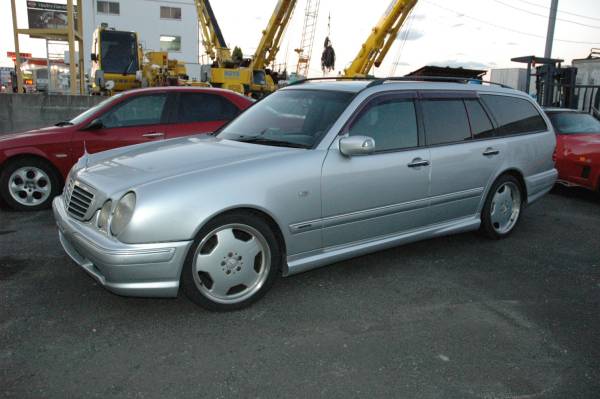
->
[[0, 157, 61, 211], [480, 174, 524, 240], [181, 212, 282, 311]]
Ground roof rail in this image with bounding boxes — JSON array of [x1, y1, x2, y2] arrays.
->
[[287, 76, 375, 86], [365, 76, 514, 89], [285, 75, 514, 90]]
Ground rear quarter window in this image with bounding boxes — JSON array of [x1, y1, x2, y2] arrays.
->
[[481, 94, 547, 136], [421, 99, 471, 145], [176, 92, 239, 123]]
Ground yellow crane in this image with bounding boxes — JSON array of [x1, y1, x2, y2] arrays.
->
[[344, 0, 417, 77], [252, 0, 297, 73], [195, 0, 297, 97]]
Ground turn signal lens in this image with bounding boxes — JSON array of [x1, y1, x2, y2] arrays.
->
[[97, 201, 112, 232]]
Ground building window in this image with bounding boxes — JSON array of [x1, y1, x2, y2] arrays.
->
[[160, 6, 181, 20], [160, 35, 181, 52], [97, 1, 119, 15]]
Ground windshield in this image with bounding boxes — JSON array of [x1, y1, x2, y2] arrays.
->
[[69, 92, 125, 125], [218, 89, 354, 148], [548, 112, 600, 134], [100, 30, 139, 74]]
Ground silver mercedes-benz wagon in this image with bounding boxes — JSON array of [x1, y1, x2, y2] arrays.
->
[[53, 78, 557, 310]]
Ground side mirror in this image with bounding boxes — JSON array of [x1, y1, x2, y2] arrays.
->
[[85, 118, 103, 131], [91, 53, 98, 62], [339, 135, 375, 156]]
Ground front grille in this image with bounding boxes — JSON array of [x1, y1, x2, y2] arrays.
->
[[65, 181, 95, 220]]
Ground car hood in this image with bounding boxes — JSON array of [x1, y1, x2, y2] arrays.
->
[[75, 135, 299, 192], [0, 125, 71, 147]]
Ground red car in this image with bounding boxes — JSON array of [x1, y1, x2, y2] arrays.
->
[[0, 87, 252, 211], [545, 108, 600, 192]]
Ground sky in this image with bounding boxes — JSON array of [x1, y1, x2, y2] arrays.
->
[[2, 0, 600, 77]]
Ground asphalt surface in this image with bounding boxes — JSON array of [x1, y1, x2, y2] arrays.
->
[[1, 187, 599, 398]]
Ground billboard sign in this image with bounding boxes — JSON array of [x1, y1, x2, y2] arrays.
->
[[26, 1, 78, 30], [7, 52, 33, 61]]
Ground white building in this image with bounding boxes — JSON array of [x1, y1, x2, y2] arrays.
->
[[81, 0, 199, 77]]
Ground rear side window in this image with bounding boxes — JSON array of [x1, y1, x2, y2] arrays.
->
[[349, 97, 418, 151], [176, 93, 239, 123], [481, 95, 547, 136], [421, 99, 471, 145], [465, 99, 495, 139], [101, 94, 167, 128]]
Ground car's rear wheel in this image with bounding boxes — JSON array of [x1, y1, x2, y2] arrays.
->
[[181, 212, 282, 311], [0, 157, 61, 211], [481, 175, 523, 239]]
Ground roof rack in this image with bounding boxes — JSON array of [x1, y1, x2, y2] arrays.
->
[[286, 75, 513, 89]]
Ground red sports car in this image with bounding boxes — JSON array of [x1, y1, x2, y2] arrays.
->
[[545, 108, 600, 192], [0, 87, 253, 210]]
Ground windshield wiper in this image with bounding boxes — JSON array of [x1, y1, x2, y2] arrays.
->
[[55, 121, 74, 126], [123, 51, 135, 75], [236, 137, 309, 149]]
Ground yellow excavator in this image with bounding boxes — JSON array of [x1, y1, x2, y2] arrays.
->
[[195, 0, 296, 97], [344, 0, 417, 77]]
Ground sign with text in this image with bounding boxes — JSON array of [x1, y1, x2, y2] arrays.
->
[[7, 52, 33, 61], [26, 1, 78, 30]]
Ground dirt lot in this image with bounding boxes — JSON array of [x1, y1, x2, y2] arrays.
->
[[1, 187, 599, 398]]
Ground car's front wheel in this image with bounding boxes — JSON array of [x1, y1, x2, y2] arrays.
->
[[480, 174, 524, 239], [0, 157, 61, 211], [181, 212, 282, 311]]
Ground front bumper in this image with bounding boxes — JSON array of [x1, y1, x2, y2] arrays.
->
[[53, 196, 193, 297]]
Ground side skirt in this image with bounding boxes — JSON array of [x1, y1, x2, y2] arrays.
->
[[284, 215, 481, 276]]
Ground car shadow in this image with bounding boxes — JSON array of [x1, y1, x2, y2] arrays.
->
[[550, 184, 599, 204]]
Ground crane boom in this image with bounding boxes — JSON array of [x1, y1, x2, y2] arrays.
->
[[253, 0, 297, 70], [196, 0, 232, 64], [344, 0, 417, 77]]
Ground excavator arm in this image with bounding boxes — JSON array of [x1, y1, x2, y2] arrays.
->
[[345, 0, 417, 77], [252, 0, 297, 70], [195, 0, 232, 64]]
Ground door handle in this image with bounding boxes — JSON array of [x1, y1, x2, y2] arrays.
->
[[483, 148, 500, 156], [143, 132, 165, 138], [407, 158, 430, 168]]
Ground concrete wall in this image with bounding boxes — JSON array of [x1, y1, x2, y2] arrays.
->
[[0, 94, 105, 135]]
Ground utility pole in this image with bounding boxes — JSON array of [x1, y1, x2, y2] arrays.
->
[[10, 0, 24, 93], [544, 0, 559, 58]]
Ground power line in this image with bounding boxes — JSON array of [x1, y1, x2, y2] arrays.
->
[[493, 0, 600, 30], [424, 1, 600, 45], [390, 3, 419, 76], [518, 0, 600, 23]]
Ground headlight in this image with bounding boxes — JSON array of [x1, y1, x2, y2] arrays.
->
[[97, 200, 112, 232], [110, 192, 136, 236]]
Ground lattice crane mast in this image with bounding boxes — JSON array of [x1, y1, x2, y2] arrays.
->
[[295, 0, 320, 78]]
